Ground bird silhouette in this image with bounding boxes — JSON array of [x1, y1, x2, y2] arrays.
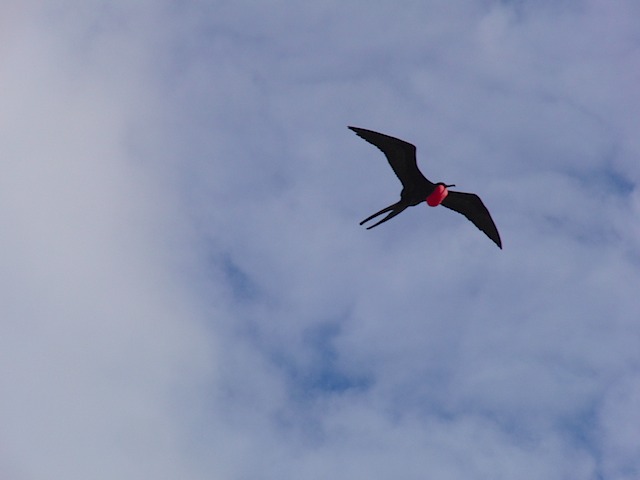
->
[[349, 126, 502, 249]]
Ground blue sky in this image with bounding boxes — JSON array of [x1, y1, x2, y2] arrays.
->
[[1, 1, 640, 478]]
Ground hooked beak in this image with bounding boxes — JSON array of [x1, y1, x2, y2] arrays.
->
[[446, 184, 456, 188]]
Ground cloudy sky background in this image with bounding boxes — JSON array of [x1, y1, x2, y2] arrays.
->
[[1, 1, 640, 478]]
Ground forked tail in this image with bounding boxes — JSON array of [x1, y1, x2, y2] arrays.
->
[[360, 202, 408, 229]]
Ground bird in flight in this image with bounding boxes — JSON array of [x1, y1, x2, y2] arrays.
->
[[349, 126, 502, 249]]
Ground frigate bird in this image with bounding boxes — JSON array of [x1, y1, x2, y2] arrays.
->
[[349, 126, 502, 249]]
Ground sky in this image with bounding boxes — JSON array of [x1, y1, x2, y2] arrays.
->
[[1, 0, 640, 478]]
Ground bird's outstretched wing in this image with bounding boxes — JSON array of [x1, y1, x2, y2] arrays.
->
[[441, 191, 502, 249], [348, 126, 431, 189]]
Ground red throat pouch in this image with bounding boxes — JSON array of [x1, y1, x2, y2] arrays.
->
[[426, 185, 448, 207]]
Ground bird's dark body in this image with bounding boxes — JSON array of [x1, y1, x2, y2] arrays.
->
[[349, 126, 502, 249]]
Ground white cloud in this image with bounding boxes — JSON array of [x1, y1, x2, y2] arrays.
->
[[0, 4, 214, 478]]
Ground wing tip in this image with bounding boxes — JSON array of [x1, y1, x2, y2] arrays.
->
[[490, 228, 502, 249], [486, 229, 502, 249]]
